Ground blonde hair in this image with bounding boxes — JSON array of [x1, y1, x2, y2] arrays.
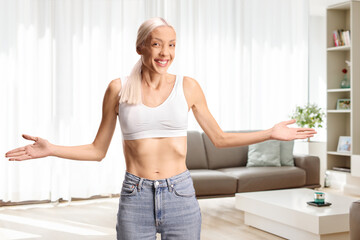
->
[[119, 17, 174, 104]]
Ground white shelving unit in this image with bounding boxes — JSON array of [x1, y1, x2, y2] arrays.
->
[[326, 1, 360, 195]]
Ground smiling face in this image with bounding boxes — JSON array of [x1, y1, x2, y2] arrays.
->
[[137, 26, 176, 75]]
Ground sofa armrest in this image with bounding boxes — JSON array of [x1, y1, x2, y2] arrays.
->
[[350, 201, 360, 240], [293, 154, 320, 187]]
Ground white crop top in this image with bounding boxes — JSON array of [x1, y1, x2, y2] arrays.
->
[[118, 75, 189, 140]]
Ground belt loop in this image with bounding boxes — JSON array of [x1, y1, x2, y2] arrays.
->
[[166, 178, 173, 192], [138, 178, 144, 191]]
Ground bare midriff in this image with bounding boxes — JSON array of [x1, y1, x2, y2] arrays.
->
[[123, 136, 188, 180]]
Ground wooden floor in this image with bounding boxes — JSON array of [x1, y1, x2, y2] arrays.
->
[[198, 197, 283, 240], [0, 196, 284, 240], [0, 188, 357, 240]]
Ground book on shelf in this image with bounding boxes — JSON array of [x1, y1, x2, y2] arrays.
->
[[332, 167, 351, 173], [333, 29, 351, 47]]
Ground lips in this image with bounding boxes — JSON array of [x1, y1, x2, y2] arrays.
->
[[155, 59, 169, 67]]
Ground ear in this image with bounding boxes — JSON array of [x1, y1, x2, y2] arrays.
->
[[136, 46, 142, 55]]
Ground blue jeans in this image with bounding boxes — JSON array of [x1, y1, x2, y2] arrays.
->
[[116, 170, 202, 240]]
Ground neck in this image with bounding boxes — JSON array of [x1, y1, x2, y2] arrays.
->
[[141, 69, 168, 89]]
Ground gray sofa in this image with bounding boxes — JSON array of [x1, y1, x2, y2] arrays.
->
[[185, 131, 321, 198], [350, 200, 360, 240]]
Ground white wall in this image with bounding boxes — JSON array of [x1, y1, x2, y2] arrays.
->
[[308, 15, 326, 141]]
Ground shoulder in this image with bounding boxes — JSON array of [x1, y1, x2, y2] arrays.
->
[[105, 78, 122, 114], [183, 76, 203, 94], [183, 76, 205, 108], [107, 78, 122, 96], [183, 76, 200, 90], [109, 78, 122, 90]]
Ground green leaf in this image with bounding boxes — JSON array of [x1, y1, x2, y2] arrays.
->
[[290, 103, 325, 128]]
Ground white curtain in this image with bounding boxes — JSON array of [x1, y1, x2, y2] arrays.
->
[[0, 0, 309, 202]]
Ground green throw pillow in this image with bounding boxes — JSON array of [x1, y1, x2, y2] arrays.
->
[[247, 140, 281, 167], [280, 140, 294, 166]]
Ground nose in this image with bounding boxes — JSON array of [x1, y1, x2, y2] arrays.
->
[[160, 45, 169, 56]]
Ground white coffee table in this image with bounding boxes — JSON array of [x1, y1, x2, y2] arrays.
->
[[235, 188, 358, 240]]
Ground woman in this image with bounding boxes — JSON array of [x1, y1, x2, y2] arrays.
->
[[5, 17, 316, 239]]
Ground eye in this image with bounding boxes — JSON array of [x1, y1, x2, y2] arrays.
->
[[152, 42, 160, 47], [170, 43, 176, 47]]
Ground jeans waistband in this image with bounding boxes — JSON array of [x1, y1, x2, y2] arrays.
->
[[124, 170, 191, 189]]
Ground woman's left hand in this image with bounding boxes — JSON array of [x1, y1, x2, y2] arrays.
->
[[270, 119, 317, 141]]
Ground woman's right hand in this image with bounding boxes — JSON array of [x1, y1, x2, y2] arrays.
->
[[5, 134, 52, 161]]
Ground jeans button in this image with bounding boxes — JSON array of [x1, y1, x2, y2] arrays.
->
[[155, 181, 159, 187]]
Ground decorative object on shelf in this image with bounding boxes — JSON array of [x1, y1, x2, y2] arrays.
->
[[333, 29, 351, 46], [340, 68, 350, 88], [337, 136, 351, 153], [345, 60, 351, 69], [336, 98, 351, 110], [290, 103, 325, 142]]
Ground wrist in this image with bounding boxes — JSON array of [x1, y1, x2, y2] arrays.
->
[[266, 128, 273, 140], [48, 143, 57, 157]]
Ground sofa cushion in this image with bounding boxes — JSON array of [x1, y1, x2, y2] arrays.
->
[[189, 169, 238, 196], [280, 140, 295, 166], [350, 201, 360, 240], [218, 166, 306, 192], [186, 131, 208, 169], [247, 140, 281, 167], [294, 155, 320, 187], [202, 132, 248, 169]]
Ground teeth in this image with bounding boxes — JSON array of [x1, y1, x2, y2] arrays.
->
[[157, 60, 167, 64]]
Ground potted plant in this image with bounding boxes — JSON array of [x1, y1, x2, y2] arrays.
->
[[290, 103, 325, 142], [290, 103, 326, 187]]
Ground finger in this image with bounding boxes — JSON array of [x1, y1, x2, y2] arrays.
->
[[300, 131, 317, 135], [298, 131, 317, 135], [283, 119, 296, 125], [297, 128, 316, 132], [296, 134, 314, 139], [22, 134, 38, 142], [296, 132, 316, 136], [5, 147, 26, 155], [6, 150, 26, 158], [9, 155, 32, 161]]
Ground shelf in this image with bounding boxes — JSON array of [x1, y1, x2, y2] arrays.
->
[[328, 169, 351, 175], [327, 110, 351, 113], [332, 166, 351, 173], [327, 88, 351, 92], [327, 151, 351, 156], [326, 1, 360, 176], [327, 46, 351, 51], [327, 1, 350, 10]]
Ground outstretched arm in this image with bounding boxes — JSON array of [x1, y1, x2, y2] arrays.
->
[[5, 79, 122, 161], [183, 76, 316, 148]]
